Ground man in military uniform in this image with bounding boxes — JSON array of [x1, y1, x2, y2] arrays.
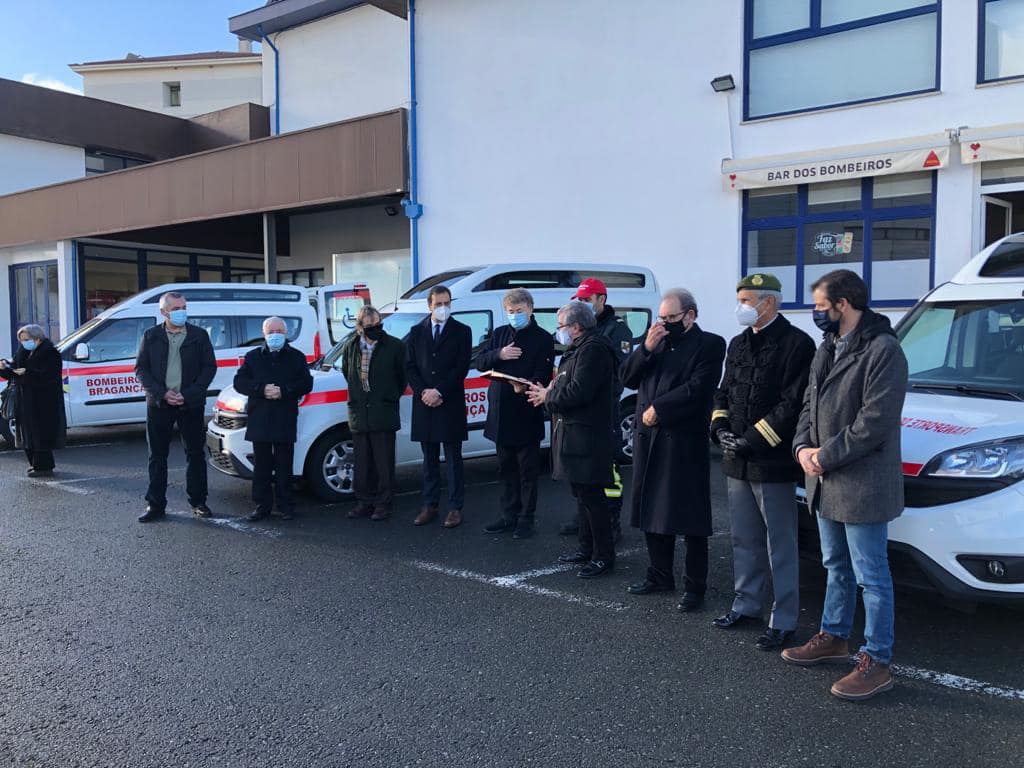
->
[[559, 277, 633, 541], [710, 273, 815, 650]]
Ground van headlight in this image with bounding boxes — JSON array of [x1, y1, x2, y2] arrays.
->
[[217, 394, 249, 414], [926, 437, 1024, 480]]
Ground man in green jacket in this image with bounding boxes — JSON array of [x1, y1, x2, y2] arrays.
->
[[341, 305, 407, 521]]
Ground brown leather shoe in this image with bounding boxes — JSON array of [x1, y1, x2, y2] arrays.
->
[[831, 652, 894, 701], [414, 506, 439, 526], [370, 506, 392, 521], [443, 509, 463, 528], [780, 631, 850, 666], [348, 503, 373, 519]]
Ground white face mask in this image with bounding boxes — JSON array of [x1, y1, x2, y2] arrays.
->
[[432, 305, 451, 323], [555, 327, 573, 346], [735, 300, 764, 327]]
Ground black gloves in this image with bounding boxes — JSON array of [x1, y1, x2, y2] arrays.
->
[[718, 430, 752, 457]]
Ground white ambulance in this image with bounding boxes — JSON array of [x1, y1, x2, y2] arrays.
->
[[49, 282, 369, 428], [207, 263, 661, 501], [800, 234, 1024, 606]]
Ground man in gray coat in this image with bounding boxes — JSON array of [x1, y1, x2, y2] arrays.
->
[[781, 270, 908, 703]]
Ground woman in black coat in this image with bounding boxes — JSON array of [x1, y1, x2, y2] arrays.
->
[[0, 325, 67, 476]]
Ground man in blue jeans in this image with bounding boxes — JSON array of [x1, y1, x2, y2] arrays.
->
[[782, 269, 908, 702]]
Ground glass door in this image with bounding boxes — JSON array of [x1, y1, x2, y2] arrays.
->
[[9, 261, 60, 349], [982, 196, 1013, 247]]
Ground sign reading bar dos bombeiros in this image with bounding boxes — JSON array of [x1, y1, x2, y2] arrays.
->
[[723, 139, 950, 192]]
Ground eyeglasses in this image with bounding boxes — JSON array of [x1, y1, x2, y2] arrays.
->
[[656, 311, 686, 323]]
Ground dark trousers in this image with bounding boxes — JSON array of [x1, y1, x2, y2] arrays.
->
[[145, 405, 207, 511], [253, 441, 295, 514], [353, 430, 396, 507], [497, 442, 540, 523], [645, 532, 709, 594], [421, 441, 464, 510], [574, 483, 615, 563], [25, 448, 55, 471]]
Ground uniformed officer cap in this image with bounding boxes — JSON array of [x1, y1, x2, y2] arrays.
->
[[736, 273, 782, 292]]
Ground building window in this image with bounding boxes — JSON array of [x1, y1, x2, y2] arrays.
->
[[164, 81, 181, 108], [85, 151, 147, 177], [745, 1, 940, 119], [742, 172, 936, 307], [980, 0, 1024, 82], [277, 268, 325, 287]]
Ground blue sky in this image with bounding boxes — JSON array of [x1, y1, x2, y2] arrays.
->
[[1, 0, 263, 93]]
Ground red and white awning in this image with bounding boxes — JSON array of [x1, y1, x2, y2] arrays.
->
[[960, 123, 1024, 164], [722, 133, 951, 192]]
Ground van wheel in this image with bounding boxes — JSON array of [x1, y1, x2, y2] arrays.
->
[[617, 398, 635, 465], [305, 428, 356, 502]]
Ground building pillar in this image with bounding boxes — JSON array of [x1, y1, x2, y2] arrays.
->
[[262, 213, 277, 283]]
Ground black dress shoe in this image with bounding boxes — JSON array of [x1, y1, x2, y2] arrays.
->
[[247, 508, 271, 522], [192, 504, 213, 519], [558, 521, 580, 536], [512, 521, 535, 540], [558, 551, 590, 564], [677, 592, 704, 612], [712, 610, 761, 629], [138, 507, 166, 523], [483, 518, 517, 534], [627, 578, 675, 595], [578, 560, 614, 579], [273, 509, 295, 521], [755, 628, 795, 651], [27, 468, 54, 478]]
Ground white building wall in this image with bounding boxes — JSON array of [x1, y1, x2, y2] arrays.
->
[[0, 135, 84, 195], [415, 0, 1024, 339], [0, 241, 68, 359], [261, 4, 408, 133], [80, 61, 263, 118]]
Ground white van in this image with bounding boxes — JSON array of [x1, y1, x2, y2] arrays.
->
[[52, 281, 368, 428], [800, 235, 1024, 606], [207, 263, 661, 500]]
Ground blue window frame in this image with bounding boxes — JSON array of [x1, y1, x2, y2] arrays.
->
[[744, 1, 942, 120], [978, 0, 1024, 83], [741, 172, 937, 308]]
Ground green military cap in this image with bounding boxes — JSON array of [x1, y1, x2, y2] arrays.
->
[[736, 272, 782, 292]]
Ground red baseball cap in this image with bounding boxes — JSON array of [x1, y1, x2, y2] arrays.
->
[[572, 277, 607, 300]]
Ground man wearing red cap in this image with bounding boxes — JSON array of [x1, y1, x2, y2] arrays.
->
[[559, 277, 634, 540]]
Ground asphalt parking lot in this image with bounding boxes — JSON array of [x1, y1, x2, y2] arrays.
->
[[1, 426, 1022, 768]]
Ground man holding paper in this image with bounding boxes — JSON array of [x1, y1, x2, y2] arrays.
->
[[474, 288, 555, 539]]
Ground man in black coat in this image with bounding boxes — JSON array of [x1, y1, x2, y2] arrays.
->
[[622, 288, 726, 611], [473, 288, 555, 540], [0, 325, 66, 476], [406, 285, 472, 529], [528, 301, 620, 578], [559, 276, 634, 538], [135, 291, 217, 523], [232, 316, 314, 522], [709, 273, 815, 650]]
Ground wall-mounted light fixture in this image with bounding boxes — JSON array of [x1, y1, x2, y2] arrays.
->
[[710, 74, 736, 93]]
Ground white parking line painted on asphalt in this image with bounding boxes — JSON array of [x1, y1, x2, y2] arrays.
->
[[166, 510, 283, 539], [26, 480, 91, 495], [411, 560, 628, 612], [894, 664, 1024, 702], [495, 546, 644, 584]]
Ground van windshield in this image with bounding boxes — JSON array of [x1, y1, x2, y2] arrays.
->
[[320, 312, 427, 370], [55, 317, 104, 353], [898, 298, 1024, 400]]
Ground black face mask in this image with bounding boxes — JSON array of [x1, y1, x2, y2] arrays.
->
[[812, 309, 840, 335], [362, 325, 383, 341], [665, 320, 688, 339]]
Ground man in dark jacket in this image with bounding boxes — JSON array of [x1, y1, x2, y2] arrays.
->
[[135, 291, 217, 522], [709, 273, 815, 650], [473, 288, 555, 540], [406, 285, 472, 529], [528, 301, 619, 578], [0, 324, 66, 476], [622, 288, 726, 611], [559, 277, 634, 539], [232, 316, 314, 522], [782, 270, 908, 703], [341, 305, 407, 521]]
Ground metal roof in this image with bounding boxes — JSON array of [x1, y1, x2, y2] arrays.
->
[[230, 0, 405, 42]]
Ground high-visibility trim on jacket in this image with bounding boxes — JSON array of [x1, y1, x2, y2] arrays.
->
[[604, 463, 623, 499], [711, 409, 730, 422], [753, 418, 783, 448]]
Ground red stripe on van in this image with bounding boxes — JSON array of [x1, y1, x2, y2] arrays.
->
[[65, 364, 136, 377], [902, 462, 924, 477], [301, 390, 349, 406]]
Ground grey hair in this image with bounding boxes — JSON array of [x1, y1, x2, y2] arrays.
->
[[17, 324, 46, 341], [262, 315, 287, 332], [159, 291, 186, 310], [663, 287, 698, 318], [356, 305, 381, 330], [503, 288, 534, 309], [755, 289, 784, 306], [558, 302, 596, 331]]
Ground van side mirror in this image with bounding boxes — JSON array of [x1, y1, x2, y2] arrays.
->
[[73, 342, 90, 361]]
